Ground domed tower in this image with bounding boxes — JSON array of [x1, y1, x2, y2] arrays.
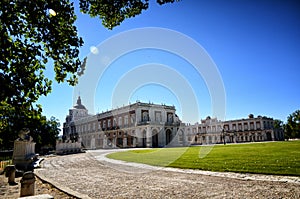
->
[[70, 96, 88, 121], [63, 96, 88, 139]]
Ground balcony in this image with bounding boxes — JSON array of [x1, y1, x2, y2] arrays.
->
[[165, 121, 180, 126], [137, 121, 150, 126]]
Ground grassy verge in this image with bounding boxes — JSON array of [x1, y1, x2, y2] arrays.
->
[[0, 160, 12, 171], [107, 141, 300, 176]]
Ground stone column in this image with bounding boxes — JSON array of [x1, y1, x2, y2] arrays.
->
[[183, 129, 188, 146], [158, 129, 163, 147], [123, 137, 127, 148], [171, 127, 177, 146], [91, 136, 95, 149], [113, 137, 117, 148], [146, 126, 152, 148], [133, 137, 136, 147], [103, 135, 107, 149], [136, 108, 141, 123], [271, 131, 275, 141], [136, 128, 141, 147], [162, 129, 167, 147]]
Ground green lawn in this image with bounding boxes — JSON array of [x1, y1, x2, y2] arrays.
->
[[107, 141, 300, 176]]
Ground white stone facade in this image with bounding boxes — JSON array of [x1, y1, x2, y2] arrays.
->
[[63, 98, 284, 149], [56, 141, 82, 154], [79, 101, 182, 149], [189, 116, 284, 145]]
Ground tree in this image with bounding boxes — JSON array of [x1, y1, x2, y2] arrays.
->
[[31, 116, 61, 153], [79, 0, 178, 29], [285, 110, 300, 138], [0, 0, 179, 149], [274, 119, 283, 129], [1, 0, 83, 148]]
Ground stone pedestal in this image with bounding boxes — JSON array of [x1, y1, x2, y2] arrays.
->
[[5, 165, 16, 185], [13, 140, 36, 170], [20, 172, 35, 197]]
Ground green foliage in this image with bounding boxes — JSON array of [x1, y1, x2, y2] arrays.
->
[[0, 0, 179, 149], [0, 105, 60, 150], [1, 1, 83, 99], [29, 116, 61, 152], [0, 0, 82, 148], [285, 110, 300, 138], [107, 141, 300, 176], [79, 0, 179, 29], [274, 119, 283, 129], [0, 102, 44, 149]]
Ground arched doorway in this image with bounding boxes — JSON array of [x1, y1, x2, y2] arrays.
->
[[166, 129, 172, 145], [152, 129, 159, 148], [266, 132, 272, 141]]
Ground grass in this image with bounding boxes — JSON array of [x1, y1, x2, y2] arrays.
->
[[0, 160, 12, 171], [107, 141, 300, 176]]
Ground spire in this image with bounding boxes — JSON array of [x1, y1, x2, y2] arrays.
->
[[73, 96, 87, 110], [77, 96, 82, 105]]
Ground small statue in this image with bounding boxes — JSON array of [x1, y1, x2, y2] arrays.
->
[[18, 128, 33, 142]]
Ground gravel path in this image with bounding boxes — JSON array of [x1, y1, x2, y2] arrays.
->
[[0, 172, 76, 199], [35, 149, 300, 199]]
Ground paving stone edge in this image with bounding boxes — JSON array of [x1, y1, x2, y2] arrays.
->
[[35, 170, 91, 199]]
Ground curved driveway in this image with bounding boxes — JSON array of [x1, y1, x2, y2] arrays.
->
[[35, 149, 300, 199]]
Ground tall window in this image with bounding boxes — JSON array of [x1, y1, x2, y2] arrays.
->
[[224, 125, 229, 131], [232, 124, 236, 130], [256, 122, 261, 129], [238, 123, 242, 130], [155, 111, 161, 122], [212, 126, 216, 132], [167, 113, 173, 123], [244, 123, 248, 130], [130, 114, 135, 124], [142, 111, 149, 122], [250, 123, 254, 130]]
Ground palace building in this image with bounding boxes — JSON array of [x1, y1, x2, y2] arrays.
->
[[188, 115, 284, 145], [63, 97, 284, 149]]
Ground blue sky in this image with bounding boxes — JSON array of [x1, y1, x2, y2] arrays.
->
[[37, 0, 300, 128]]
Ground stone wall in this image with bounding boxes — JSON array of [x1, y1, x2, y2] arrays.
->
[[56, 141, 82, 155]]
